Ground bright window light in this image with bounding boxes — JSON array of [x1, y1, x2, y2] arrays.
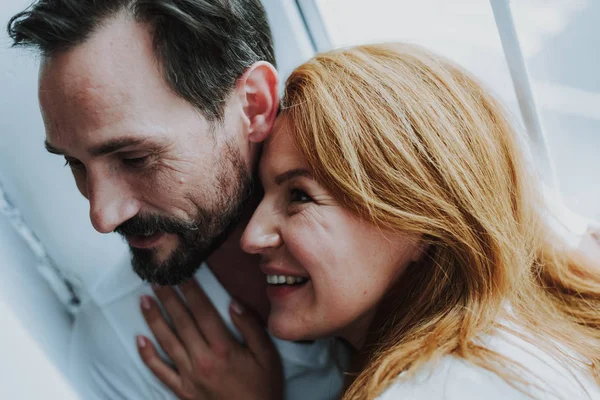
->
[[314, 0, 600, 220]]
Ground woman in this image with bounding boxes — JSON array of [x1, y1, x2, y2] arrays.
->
[[239, 43, 600, 399], [138, 43, 600, 399]]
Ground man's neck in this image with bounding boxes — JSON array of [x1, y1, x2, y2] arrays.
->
[[206, 206, 270, 324]]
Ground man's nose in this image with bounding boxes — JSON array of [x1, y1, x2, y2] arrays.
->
[[240, 200, 282, 254], [87, 173, 140, 234]]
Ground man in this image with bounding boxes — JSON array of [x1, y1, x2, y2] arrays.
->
[[8, 1, 345, 399]]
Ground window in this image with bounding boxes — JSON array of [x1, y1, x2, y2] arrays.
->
[[305, 0, 600, 220]]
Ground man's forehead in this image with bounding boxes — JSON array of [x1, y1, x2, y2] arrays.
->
[[48, 18, 175, 116], [40, 16, 153, 83], [37, 16, 190, 156]]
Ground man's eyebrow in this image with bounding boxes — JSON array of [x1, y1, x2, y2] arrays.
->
[[274, 168, 313, 185], [88, 137, 150, 156], [44, 137, 152, 157]]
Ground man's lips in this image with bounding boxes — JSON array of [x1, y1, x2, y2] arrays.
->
[[126, 232, 165, 249]]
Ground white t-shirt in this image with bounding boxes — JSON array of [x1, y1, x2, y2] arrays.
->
[[377, 328, 600, 400], [68, 257, 346, 400]]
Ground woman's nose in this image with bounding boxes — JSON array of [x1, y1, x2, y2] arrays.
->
[[240, 200, 282, 254]]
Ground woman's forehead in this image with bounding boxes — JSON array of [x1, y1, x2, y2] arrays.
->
[[260, 116, 309, 179], [266, 114, 292, 145]]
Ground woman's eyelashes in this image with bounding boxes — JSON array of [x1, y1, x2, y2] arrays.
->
[[288, 188, 313, 204]]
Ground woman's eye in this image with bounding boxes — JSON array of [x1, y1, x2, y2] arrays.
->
[[289, 188, 312, 203], [122, 156, 150, 168]]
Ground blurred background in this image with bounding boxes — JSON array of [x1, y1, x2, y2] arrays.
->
[[312, 0, 600, 220], [0, 0, 597, 398]]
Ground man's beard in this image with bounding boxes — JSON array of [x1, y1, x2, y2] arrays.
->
[[114, 145, 252, 286]]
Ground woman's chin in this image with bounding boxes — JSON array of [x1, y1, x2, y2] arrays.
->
[[267, 317, 315, 342]]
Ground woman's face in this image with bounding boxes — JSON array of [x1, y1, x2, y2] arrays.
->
[[241, 119, 423, 345]]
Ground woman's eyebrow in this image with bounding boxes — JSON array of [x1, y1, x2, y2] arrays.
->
[[274, 168, 313, 185]]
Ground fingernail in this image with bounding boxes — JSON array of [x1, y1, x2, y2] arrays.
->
[[137, 335, 147, 348], [230, 299, 244, 315], [140, 295, 152, 310]]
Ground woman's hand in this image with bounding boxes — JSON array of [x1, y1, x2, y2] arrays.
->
[[137, 280, 283, 400]]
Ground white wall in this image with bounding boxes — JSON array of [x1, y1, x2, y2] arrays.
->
[[0, 2, 129, 294]]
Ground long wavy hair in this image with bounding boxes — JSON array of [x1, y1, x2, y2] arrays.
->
[[279, 43, 600, 399]]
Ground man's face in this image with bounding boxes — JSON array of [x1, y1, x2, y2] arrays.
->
[[39, 17, 255, 285]]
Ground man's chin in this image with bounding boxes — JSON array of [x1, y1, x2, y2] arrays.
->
[[129, 246, 202, 286]]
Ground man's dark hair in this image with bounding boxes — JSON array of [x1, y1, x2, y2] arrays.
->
[[7, 0, 276, 121]]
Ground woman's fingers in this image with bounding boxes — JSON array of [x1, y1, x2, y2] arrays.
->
[[139, 288, 284, 400], [151, 286, 210, 357], [179, 279, 235, 349], [140, 294, 194, 372], [136, 335, 195, 400], [229, 299, 280, 368]]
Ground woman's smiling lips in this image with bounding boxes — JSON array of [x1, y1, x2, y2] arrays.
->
[[260, 263, 311, 300], [266, 279, 312, 300], [127, 232, 166, 249]]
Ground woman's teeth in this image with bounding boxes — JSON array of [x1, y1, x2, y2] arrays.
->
[[266, 275, 308, 285]]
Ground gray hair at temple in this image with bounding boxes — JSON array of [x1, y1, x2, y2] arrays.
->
[[7, 0, 276, 121]]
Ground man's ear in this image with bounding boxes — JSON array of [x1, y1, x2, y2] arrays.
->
[[237, 61, 279, 144]]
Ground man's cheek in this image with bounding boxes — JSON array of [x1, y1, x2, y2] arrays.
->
[[135, 170, 185, 206]]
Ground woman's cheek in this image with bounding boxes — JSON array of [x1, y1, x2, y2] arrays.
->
[[284, 211, 335, 276]]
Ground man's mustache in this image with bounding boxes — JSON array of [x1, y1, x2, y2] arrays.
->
[[114, 213, 198, 237]]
